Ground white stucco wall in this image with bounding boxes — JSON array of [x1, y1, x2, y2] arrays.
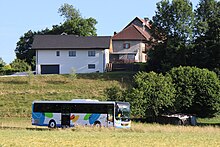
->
[[36, 49, 109, 74]]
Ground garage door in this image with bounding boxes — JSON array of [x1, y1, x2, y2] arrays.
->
[[41, 65, 59, 74]]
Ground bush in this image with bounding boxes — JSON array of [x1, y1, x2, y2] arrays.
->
[[0, 65, 19, 75], [167, 66, 220, 117], [10, 59, 30, 72], [105, 67, 220, 118], [127, 72, 176, 118], [105, 85, 125, 101]]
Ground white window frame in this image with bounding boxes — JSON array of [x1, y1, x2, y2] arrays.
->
[[88, 50, 96, 57], [69, 51, 76, 57]]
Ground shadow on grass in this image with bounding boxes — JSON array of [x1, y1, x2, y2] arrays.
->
[[132, 117, 220, 127], [46, 80, 68, 85], [197, 123, 220, 127], [75, 71, 136, 85], [0, 126, 52, 131], [1, 80, 28, 85]]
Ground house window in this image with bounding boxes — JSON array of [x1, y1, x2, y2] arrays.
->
[[123, 43, 130, 49], [88, 64, 95, 69], [56, 51, 60, 56], [88, 51, 95, 57], [69, 51, 76, 57]]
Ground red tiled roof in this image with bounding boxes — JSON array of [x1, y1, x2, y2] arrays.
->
[[112, 25, 151, 40]]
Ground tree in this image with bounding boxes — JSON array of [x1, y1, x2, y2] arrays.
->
[[191, 0, 220, 70], [127, 72, 176, 118], [58, 3, 81, 21], [0, 57, 6, 68], [104, 72, 176, 118], [15, 30, 37, 70], [49, 3, 97, 36], [167, 66, 220, 117], [15, 3, 97, 70], [148, 0, 194, 73]]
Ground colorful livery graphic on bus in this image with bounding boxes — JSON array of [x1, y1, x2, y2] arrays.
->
[[32, 99, 131, 128]]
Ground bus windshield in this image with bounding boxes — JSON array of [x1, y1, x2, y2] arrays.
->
[[115, 102, 130, 121]]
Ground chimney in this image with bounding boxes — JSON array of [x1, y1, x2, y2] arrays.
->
[[144, 17, 150, 28], [142, 22, 145, 31], [114, 32, 117, 35], [144, 17, 149, 22]]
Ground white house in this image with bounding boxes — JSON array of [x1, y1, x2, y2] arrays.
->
[[32, 35, 112, 74]]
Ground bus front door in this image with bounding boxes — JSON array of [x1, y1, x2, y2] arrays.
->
[[61, 113, 70, 127]]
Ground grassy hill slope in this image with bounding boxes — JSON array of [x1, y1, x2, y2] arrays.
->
[[0, 72, 135, 117]]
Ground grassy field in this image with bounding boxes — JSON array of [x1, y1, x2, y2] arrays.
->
[[0, 72, 220, 146], [0, 118, 220, 147], [0, 72, 134, 117]]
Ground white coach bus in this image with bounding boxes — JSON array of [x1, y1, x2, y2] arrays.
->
[[32, 99, 131, 128]]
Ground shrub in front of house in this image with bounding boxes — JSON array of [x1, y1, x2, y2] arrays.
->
[[10, 59, 30, 72], [0, 65, 19, 75]]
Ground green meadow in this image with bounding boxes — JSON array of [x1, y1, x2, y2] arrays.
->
[[0, 118, 220, 147], [0, 73, 220, 146]]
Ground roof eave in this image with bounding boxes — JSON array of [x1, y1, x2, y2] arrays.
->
[[32, 47, 110, 50], [112, 39, 148, 41]]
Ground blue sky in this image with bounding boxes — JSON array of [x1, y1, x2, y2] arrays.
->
[[0, 0, 199, 64]]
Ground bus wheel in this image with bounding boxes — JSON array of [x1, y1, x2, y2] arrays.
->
[[93, 121, 101, 127], [48, 120, 56, 128]]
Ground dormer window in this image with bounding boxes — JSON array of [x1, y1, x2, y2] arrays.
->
[[123, 43, 130, 49]]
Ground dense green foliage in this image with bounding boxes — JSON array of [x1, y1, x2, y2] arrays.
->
[[14, 30, 36, 69], [105, 85, 125, 102], [127, 72, 176, 118], [0, 58, 26, 75], [106, 72, 176, 118], [106, 67, 220, 118], [56, 3, 97, 36], [15, 3, 97, 69], [191, 0, 220, 69], [167, 66, 220, 117], [147, 0, 220, 117], [10, 59, 30, 72], [0, 66, 19, 75], [149, 0, 194, 72], [148, 0, 220, 73]]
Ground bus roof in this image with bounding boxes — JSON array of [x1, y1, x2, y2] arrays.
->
[[32, 99, 116, 105]]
